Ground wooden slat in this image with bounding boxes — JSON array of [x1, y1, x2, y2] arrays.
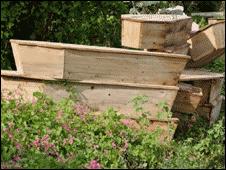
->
[[191, 12, 225, 17], [180, 69, 224, 81], [64, 49, 188, 85], [1, 74, 178, 119]]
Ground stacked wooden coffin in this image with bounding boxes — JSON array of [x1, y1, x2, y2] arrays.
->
[[1, 44, 190, 141]]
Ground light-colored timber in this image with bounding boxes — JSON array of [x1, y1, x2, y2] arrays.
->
[[1, 72, 179, 119], [178, 69, 224, 123], [121, 14, 192, 50], [172, 83, 203, 113], [196, 95, 223, 124], [10, 39, 190, 86], [208, 18, 225, 25], [146, 43, 190, 55], [187, 21, 225, 68]]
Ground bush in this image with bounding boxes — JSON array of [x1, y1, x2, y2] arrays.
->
[[1, 1, 130, 70], [1, 92, 225, 169]]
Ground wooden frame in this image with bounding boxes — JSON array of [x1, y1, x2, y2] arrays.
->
[[10, 39, 190, 86]]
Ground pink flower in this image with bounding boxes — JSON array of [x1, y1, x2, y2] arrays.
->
[[32, 138, 40, 148], [74, 102, 90, 119], [16, 128, 20, 133], [62, 124, 70, 132], [63, 138, 67, 146], [8, 132, 13, 140], [68, 136, 74, 145], [88, 160, 101, 169], [32, 98, 37, 105], [112, 142, 116, 148], [13, 156, 21, 162], [56, 111, 63, 121], [15, 143, 22, 150], [121, 119, 131, 126], [41, 134, 49, 142]]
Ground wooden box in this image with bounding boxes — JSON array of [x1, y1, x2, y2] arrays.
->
[[1, 70, 179, 119], [172, 83, 203, 113], [10, 39, 190, 86], [187, 21, 225, 68], [121, 14, 192, 50]]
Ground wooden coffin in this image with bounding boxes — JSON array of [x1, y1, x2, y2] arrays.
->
[[121, 14, 192, 50], [187, 21, 225, 68], [120, 117, 179, 142], [10, 39, 190, 86], [1, 71, 179, 119], [172, 83, 203, 113]]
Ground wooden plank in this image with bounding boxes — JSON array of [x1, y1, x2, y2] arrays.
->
[[64, 49, 188, 85], [210, 95, 223, 124], [121, 14, 192, 50], [180, 69, 224, 81], [191, 12, 225, 17], [147, 43, 189, 55], [209, 78, 224, 103], [1, 74, 178, 119], [208, 18, 225, 25], [172, 83, 203, 113], [187, 21, 225, 68], [10, 39, 190, 86]]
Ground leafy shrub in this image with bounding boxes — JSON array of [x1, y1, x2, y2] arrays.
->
[[1, 91, 225, 169]]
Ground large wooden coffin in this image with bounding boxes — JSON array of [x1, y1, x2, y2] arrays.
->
[[187, 21, 225, 68], [10, 39, 190, 86], [121, 14, 192, 50], [1, 70, 179, 119]]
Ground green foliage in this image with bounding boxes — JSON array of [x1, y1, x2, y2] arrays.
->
[[1, 92, 225, 169], [1, 1, 130, 69]]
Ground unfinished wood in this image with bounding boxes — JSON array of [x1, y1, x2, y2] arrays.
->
[[208, 18, 225, 25], [209, 78, 224, 103], [1, 74, 179, 119], [191, 12, 225, 17], [196, 95, 223, 124], [10, 39, 190, 86], [209, 95, 223, 124], [180, 69, 224, 81], [172, 83, 203, 113], [147, 43, 189, 55], [187, 21, 225, 68], [121, 14, 192, 50]]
